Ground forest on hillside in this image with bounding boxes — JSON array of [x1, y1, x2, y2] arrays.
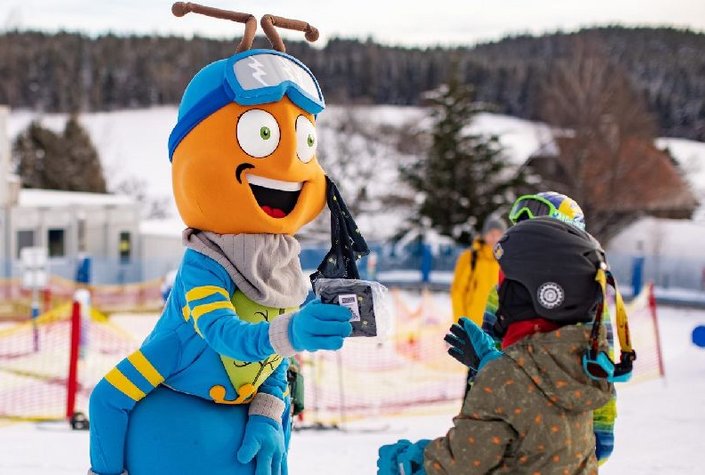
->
[[1, 26, 704, 140]]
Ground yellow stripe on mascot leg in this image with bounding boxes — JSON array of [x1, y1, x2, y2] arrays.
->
[[88, 4, 368, 475]]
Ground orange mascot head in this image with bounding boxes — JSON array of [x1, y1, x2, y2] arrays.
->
[[169, 4, 327, 235]]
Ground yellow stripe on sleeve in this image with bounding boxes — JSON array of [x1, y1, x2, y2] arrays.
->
[[191, 301, 233, 320], [182, 305, 190, 321], [104, 368, 146, 401], [185, 285, 230, 303], [127, 351, 164, 387]]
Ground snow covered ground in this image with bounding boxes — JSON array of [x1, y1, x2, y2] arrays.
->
[[1, 304, 704, 474], [289, 305, 705, 475]]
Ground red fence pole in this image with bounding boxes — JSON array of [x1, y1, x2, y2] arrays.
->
[[648, 282, 667, 378], [42, 287, 52, 313], [66, 299, 81, 419]]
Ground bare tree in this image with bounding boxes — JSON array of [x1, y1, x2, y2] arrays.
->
[[113, 175, 171, 219], [299, 107, 413, 242], [535, 39, 691, 243]]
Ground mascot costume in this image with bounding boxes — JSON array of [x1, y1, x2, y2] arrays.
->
[[88, 3, 369, 474]]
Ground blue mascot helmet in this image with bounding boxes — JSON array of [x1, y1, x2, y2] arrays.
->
[[169, 49, 325, 160]]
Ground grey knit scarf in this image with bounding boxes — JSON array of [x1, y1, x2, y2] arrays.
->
[[183, 229, 309, 308]]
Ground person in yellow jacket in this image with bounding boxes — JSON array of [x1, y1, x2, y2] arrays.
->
[[450, 216, 506, 325]]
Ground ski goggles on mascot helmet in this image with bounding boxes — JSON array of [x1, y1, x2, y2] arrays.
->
[[509, 192, 586, 230], [168, 49, 325, 160]]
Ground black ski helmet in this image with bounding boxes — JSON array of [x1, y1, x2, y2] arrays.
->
[[493, 216, 606, 335]]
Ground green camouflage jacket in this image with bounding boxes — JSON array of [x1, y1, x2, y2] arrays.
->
[[425, 325, 614, 474]]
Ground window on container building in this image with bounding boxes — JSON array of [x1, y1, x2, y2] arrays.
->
[[48, 229, 66, 258], [119, 231, 131, 263], [16, 230, 35, 258]]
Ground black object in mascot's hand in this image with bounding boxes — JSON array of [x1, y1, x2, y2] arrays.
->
[[317, 279, 377, 337]]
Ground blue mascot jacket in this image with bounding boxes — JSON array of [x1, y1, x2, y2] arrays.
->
[[89, 249, 294, 475]]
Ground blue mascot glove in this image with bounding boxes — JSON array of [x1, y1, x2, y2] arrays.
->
[[595, 430, 614, 463], [236, 415, 285, 475], [445, 317, 502, 372], [289, 298, 352, 352], [378, 439, 430, 475]]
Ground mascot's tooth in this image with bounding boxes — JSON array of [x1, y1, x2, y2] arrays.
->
[[247, 175, 303, 192]]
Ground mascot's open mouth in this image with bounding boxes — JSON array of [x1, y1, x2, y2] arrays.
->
[[247, 175, 303, 218]]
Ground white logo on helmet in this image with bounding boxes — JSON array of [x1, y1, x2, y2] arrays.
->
[[537, 282, 564, 309], [493, 242, 504, 260]]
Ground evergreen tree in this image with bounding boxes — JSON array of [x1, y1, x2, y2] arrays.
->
[[13, 116, 107, 193], [13, 121, 62, 189], [401, 74, 524, 245], [60, 115, 107, 193]]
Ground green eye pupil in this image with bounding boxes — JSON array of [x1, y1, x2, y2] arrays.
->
[[307, 134, 315, 147], [260, 127, 271, 140]]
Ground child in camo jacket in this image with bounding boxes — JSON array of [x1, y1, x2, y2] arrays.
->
[[379, 217, 615, 475]]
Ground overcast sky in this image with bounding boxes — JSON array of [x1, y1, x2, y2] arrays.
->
[[2, 0, 705, 46]]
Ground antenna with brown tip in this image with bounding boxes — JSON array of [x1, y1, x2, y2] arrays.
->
[[172, 2, 257, 53], [260, 14, 319, 53]]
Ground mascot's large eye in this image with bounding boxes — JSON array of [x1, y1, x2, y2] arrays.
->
[[296, 115, 317, 163], [237, 109, 281, 158]]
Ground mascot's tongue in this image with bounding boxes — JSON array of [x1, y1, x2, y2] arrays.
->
[[261, 206, 287, 218]]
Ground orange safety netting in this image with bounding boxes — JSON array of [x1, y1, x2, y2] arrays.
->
[[622, 283, 666, 383], [299, 288, 466, 424], [0, 276, 164, 320], [0, 285, 664, 424], [0, 305, 138, 421]]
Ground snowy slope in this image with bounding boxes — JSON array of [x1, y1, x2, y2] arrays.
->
[[656, 137, 705, 220], [608, 217, 705, 258], [9, 107, 178, 214], [6, 107, 561, 240], [9, 107, 705, 240]]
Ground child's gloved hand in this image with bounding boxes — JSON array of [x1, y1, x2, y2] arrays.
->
[[397, 439, 430, 474], [289, 298, 352, 352], [445, 320, 482, 371], [378, 439, 412, 475], [377, 439, 430, 475], [444, 317, 502, 372], [236, 415, 285, 475]]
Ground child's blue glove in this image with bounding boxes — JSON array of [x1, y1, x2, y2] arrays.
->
[[236, 415, 285, 475], [290, 298, 352, 352], [397, 439, 430, 475], [378, 439, 430, 475], [444, 317, 502, 372], [445, 321, 482, 372], [378, 439, 412, 475]]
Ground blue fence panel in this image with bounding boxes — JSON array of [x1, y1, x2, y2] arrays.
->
[[3, 246, 705, 303]]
